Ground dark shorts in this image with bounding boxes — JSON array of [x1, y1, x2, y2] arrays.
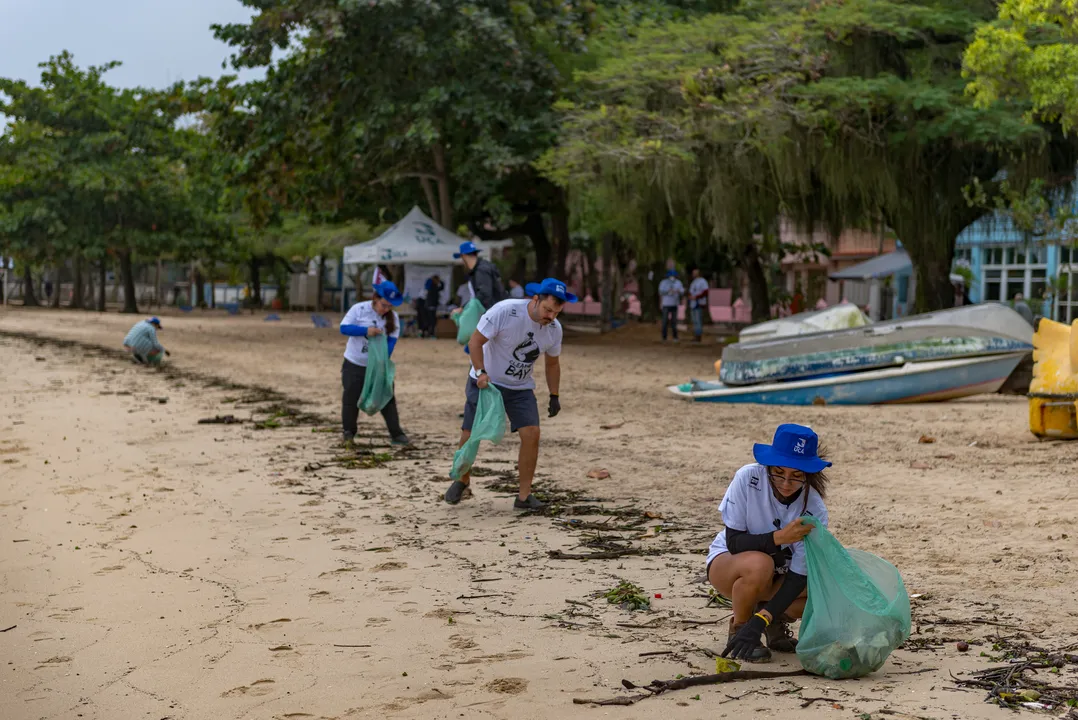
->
[[461, 377, 539, 433]]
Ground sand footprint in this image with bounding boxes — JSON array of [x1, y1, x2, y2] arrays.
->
[[221, 679, 276, 698]]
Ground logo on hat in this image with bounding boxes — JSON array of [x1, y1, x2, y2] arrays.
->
[[793, 438, 806, 455]]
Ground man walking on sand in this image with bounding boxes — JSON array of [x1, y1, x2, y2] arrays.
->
[[444, 277, 574, 510], [123, 317, 170, 366], [659, 269, 684, 343]]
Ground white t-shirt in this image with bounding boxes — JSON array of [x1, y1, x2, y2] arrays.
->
[[341, 301, 401, 367], [706, 463, 828, 576], [470, 299, 562, 390], [689, 277, 709, 308]]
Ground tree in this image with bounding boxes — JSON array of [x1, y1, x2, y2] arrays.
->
[[1, 54, 225, 313], [965, 0, 1078, 133], [543, 1, 1078, 314]]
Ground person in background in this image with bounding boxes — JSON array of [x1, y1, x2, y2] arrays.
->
[[688, 268, 709, 343], [508, 278, 525, 299], [123, 317, 170, 366], [658, 269, 685, 343], [422, 274, 444, 338], [339, 280, 411, 447], [453, 241, 507, 313], [1012, 292, 1035, 325]]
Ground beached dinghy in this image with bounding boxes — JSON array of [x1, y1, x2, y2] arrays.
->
[[719, 304, 1033, 387], [670, 352, 1028, 406]]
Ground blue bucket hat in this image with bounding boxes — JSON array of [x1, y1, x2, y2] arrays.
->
[[453, 241, 481, 259], [372, 280, 404, 307], [753, 423, 831, 474], [148, 317, 162, 328], [524, 277, 578, 303]]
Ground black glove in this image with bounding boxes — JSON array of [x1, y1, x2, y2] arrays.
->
[[548, 394, 560, 418], [722, 615, 767, 660]]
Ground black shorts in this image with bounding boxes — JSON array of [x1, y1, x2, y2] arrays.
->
[[461, 377, 539, 433]]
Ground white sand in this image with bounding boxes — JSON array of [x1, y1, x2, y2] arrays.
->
[[1, 306, 1075, 719]]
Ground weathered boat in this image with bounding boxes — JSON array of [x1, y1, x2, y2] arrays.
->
[[719, 304, 1033, 387], [670, 353, 1029, 406]]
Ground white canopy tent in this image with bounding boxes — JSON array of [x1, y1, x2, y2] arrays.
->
[[342, 206, 512, 265], [340, 206, 512, 312]]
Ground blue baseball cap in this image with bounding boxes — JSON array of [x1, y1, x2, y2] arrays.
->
[[148, 317, 162, 328], [753, 424, 832, 474], [372, 281, 404, 307], [524, 277, 578, 303], [453, 241, 481, 258]]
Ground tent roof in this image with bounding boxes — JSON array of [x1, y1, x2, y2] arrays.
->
[[342, 206, 512, 265], [829, 249, 911, 281]]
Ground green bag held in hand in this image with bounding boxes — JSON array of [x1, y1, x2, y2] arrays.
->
[[450, 386, 505, 480], [358, 334, 396, 415], [796, 516, 911, 679], [453, 298, 485, 345]]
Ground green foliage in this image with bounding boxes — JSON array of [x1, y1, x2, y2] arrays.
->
[[0, 53, 232, 311]]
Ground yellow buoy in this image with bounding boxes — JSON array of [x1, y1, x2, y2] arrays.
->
[[1029, 318, 1078, 440]]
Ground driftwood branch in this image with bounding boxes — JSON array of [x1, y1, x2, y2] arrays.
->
[[573, 670, 810, 705], [548, 549, 641, 560]]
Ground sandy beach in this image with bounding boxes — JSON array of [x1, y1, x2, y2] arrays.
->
[[1, 306, 1076, 720]]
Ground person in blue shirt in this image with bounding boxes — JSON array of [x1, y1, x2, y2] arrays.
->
[[123, 317, 170, 365], [339, 281, 410, 446], [658, 270, 685, 342]]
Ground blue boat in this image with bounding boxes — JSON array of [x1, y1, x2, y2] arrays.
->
[[668, 352, 1029, 405], [719, 304, 1033, 387]]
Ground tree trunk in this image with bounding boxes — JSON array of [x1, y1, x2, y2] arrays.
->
[[71, 258, 84, 309], [49, 266, 62, 307], [599, 232, 615, 332], [97, 261, 107, 311], [119, 250, 139, 313], [524, 212, 552, 278], [155, 259, 163, 308], [432, 144, 453, 230], [741, 241, 771, 323], [22, 264, 40, 306], [634, 262, 663, 323], [420, 177, 440, 225], [193, 266, 205, 307], [84, 263, 95, 309], [317, 255, 326, 311], [249, 256, 263, 307]]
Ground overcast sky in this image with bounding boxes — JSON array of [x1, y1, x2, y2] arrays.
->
[[0, 0, 262, 88]]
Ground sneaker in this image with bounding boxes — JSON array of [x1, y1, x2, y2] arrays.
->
[[445, 480, 469, 505], [513, 494, 546, 511], [727, 619, 772, 663], [390, 434, 412, 446], [342, 432, 355, 447]]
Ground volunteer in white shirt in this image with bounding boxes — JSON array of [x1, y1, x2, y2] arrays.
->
[[688, 268, 709, 342], [339, 281, 410, 446], [444, 277, 574, 511], [707, 424, 832, 663]]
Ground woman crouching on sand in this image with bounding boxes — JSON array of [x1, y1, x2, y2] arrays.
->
[[707, 423, 831, 662], [338, 280, 411, 447]]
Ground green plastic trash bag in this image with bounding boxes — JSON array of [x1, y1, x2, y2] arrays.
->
[[453, 298, 485, 345], [796, 516, 911, 679], [358, 334, 396, 415], [450, 386, 505, 480]]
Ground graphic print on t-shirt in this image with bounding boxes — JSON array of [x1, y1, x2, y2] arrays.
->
[[504, 333, 541, 381]]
